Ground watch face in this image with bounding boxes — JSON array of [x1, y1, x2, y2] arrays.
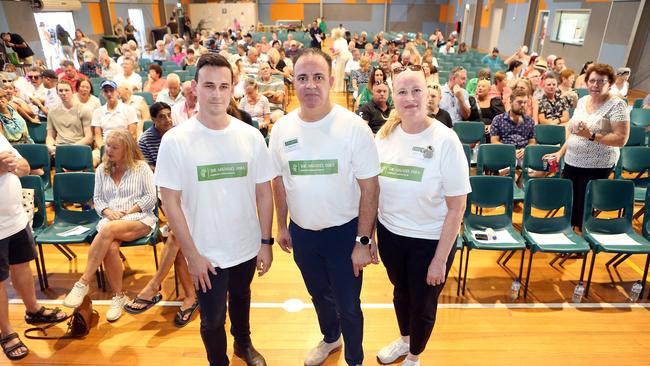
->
[[360, 236, 370, 245]]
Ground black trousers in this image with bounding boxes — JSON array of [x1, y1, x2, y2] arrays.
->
[[376, 222, 456, 356], [562, 163, 612, 228], [196, 256, 257, 366]]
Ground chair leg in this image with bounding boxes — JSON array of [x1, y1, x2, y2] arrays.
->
[[119, 250, 126, 262], [579, 252, 588, 282], [38, 244, 49, 289], [613, 254, 632, 268], [60, 244, 77, 259], [605, 253, 623, 267], [524, 250, 533, 299], [457, 246, 464, 297], [174, 268, 179, 298], [549, 253, 564, 266], [153, 244, 159, 271], [462, 249, 471, 295], [585, 252, 597, 298], [53, 244, 73, 261], [497, 250, 508, 264], [633, 206, 645, 221], [641, 254, 650, 300], [503, 250, 516, 266], [33, 245, 45, 292], [518, 249, 525, 281]]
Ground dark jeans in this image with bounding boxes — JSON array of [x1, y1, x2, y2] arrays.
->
[[562, 163, 612, 228], [196, 256, 257, 366], [289, 218, 363, 366], [376, 222, 456, 356]]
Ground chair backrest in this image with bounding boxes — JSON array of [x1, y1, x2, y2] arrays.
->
[[576, 89, 589, 98], [633, 99, 644, 109], [143, 120, 153, 132], [476, 143, 516, 177], [462, 143, 472, 168], [20, 175, 47, 231], [55, 145, 94, 173], [464, 175, 514, 230], [14, 144, 51, 189], [615, 146, 650, 178], [521, 144, 561, 187], [523, 178, 573, 234], [53, 172, 100, 224], [135, 92, 154, 106], [534, 124, 566, 145], [630, 109, 650, 127], [626, 126, 646, 146], [583, 179, 634, 234], [27, 122, 48, 144], [453, 121, 485, 144], [644, 185, 650, 238]]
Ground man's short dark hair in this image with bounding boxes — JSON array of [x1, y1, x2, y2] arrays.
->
[[292, 48, 332, 74], [61, 60, 75, 68], [195, 53, 234, 82], [554, 57, 564, 66], [149, 102, 171, 119], [510, 89, 529, 102]]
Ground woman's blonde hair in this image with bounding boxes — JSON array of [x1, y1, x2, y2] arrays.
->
[[476, 79, 491, 94], [103, 129, 144, 174], [377, 109, 402, 139], [266, 48, 280, 66]]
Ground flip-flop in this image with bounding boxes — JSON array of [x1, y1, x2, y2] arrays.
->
[[123, 293, 163, 315], [174, 301, 199, 328]]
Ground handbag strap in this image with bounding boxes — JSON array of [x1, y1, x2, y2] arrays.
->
[[23, 314, 74, 340]]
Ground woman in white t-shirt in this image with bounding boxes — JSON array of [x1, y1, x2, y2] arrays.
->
[[75, 79, 101, 111], [63, 129, 157, 322], [374, 66, 471, 366], [239, 78, 270, 136]]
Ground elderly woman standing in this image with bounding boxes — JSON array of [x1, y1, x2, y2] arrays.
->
[[545, 63, 630, 228], [374, 66, 470, 366], [331, 28, 351, 92], [63, 129, 157, 322]]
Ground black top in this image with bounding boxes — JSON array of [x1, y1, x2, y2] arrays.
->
[[431, 108, 453, 128], [468, 96, 505, 125], [359, 100, 393, 134], [7, 33, 34, 59], [309, 27, 322, 48]]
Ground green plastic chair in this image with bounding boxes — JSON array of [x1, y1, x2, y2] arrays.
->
[[476, 144, 524, 201], [27, 121, 48, 144], [14, 144, 51, 197], [453, 122, 485, 144], [460, 176, 526, 295], [534, 124, 566, 146], [55, 145, 94, 173], [143, 120, 154, 132], [19, 175, 48, 290], [135, 91, 154, 106], [632, 99, 644, 109], [521, 178, 590, 298], [582, 179, 650, 298], [34, 172, 100, 289], [630, 109, 650, 128], [626, 126, 646, 146], [521, 145, 561, 190], [576, 89, 589, 98], [462, 143, 472, 168], [614, 146, 650, 215]]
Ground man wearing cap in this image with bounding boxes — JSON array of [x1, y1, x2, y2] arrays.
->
[[285, 40, 301, 59], [610, 67, 631, 99], [481, 48, 501, 68], [113, 58, 143, 92], [39, 69, 61, 116], [91, 80, 138, 148]]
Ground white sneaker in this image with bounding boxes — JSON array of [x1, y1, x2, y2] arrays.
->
[[377, 338, 410, 364], [63, 281, 89, 308], [402, 359, 420, 366], [106, 294, 128, 322], [304, 337, 342, 366]]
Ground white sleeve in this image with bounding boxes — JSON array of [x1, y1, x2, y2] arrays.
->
[[154, 134, 182, 190], [91, 108, 102, 127], [440, 134, 472, 197], [351, 122, 381, 180], [253, 132, 276, 184], [127, 105, 138, 124], [268, 120, 284, 177]]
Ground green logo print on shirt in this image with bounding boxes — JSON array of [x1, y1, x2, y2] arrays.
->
[[380, 163, 424, 182], [288, 159, 339, 175], [197, 162, 248, 182]]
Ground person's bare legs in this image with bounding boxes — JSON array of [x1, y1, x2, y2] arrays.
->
[[103, 241, 124, 294], [0, 280, 25, 359]]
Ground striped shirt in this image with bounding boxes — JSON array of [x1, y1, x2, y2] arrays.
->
[[94, 161, 158, 232], [138, 126, 162, 167]]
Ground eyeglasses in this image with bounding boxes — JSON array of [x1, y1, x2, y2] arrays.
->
[[28, 75, 41, 80], [587, 79, 609, 86], [392, 64, 422, 75], [428, 85, 439, 90], [374, 81, 388, 86], [1, 80, 9, 83]]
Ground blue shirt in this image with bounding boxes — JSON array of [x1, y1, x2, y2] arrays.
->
[[440, 84, 469, 124], [481, 54, 500, 68], [490, 112, 535, 149], [138, 126, 162, 167]]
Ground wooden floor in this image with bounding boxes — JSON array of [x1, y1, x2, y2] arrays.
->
[[6, 90, 650, 365]]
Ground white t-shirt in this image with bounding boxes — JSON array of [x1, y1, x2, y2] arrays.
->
[[113, 72, 143, 91], [270, 104, 381, 230], [91, 101, 138, 140], [376, 121, 471, 240], [0, 135, 28, 240], [154, 116, 276, 268]]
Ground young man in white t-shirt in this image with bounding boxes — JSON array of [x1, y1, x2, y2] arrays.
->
[[0, 135, 67, 361], [155, 54, 275, 366], [269, 48, 381, 366]]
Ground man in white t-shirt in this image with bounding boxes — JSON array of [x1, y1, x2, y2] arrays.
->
[[112, 58, 142, 92], [91, 80, 138, 148], [155, 54, 274, 366], [0, 135, 67, 361], [269, 48, 380, 366]]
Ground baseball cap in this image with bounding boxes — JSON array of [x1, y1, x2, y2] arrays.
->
[[616, 67, 631, 76], [42, 69, 57, 79], [100, 80, 117, 89]]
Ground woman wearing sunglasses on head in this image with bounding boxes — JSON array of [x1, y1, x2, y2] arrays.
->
[[374, 64, 470, 366]]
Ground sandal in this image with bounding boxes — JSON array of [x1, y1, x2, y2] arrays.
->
[[25, 306, 67, 325], [174, 301, 199, 328], [0, 333, 29, 360], [123, 293, 163, 315]]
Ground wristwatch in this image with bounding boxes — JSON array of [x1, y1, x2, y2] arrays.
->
[[261, 238, 274, 245], [355, 235, 372, 246], [589, 132, 596, 141]]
